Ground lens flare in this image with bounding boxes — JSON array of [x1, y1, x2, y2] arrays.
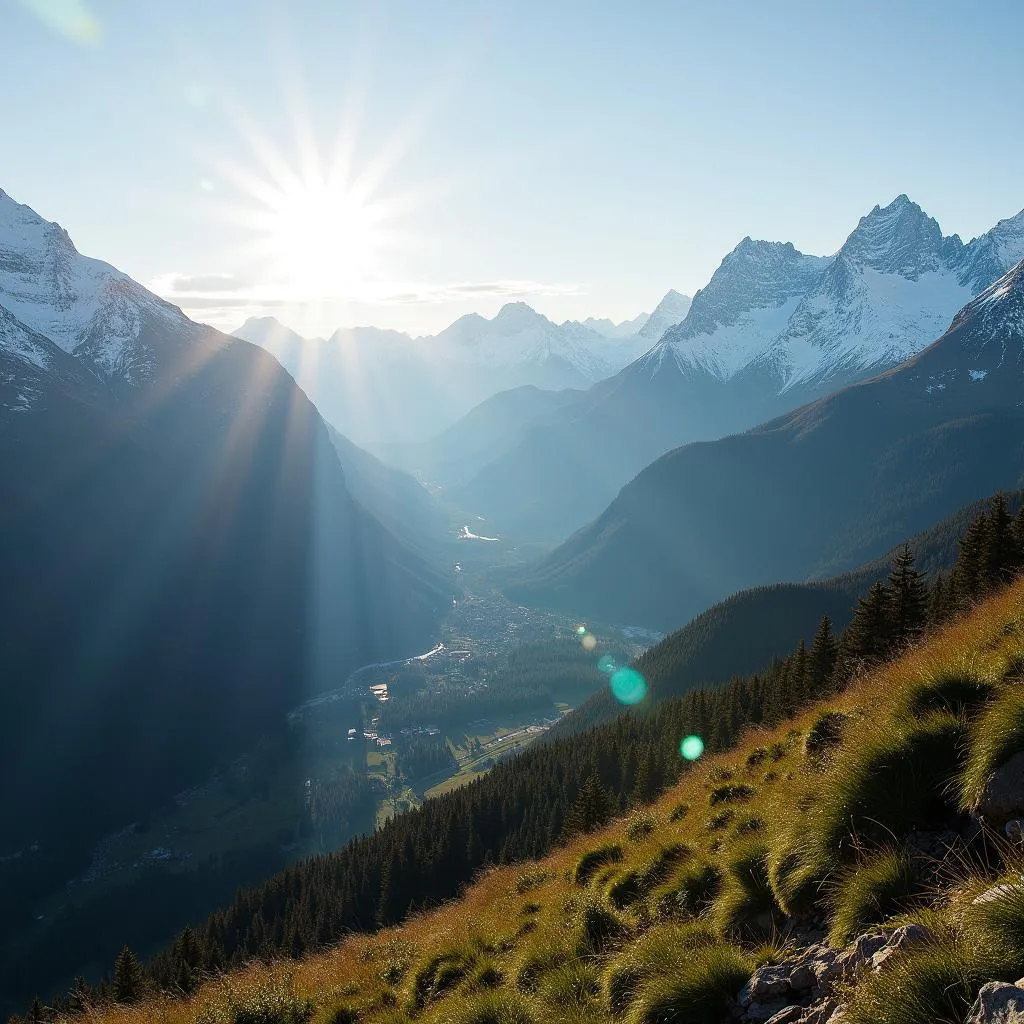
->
[[597, 654, 616, 674], [680, 735, 705, 761], [581, 633, 598, 651], [575, 625, 587, 636], [610, 667, 647, 705]]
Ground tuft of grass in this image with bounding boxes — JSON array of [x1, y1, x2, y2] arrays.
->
[[772, 715, 965, 914], [513, 869, 549, 895], [575, 844, 624, 886], [844, 936, 991, 1024], [626, 817, 656, 842], [735, 816, 765, 836], [669, 802, 690, 822], [962, 875, 1024, 978], [657, 862, 723, 921], [709, 783, 756, 806], [196, 979, 314, 1024], [439, 991, 536, 1024], [609, 870, 643, 909], [514, 941, 570, 993], [575, 895, 629, 957], [905, 669, 995, 721], [625, 943, 752, 1024], [828, 846, 927, 945], [409, 947, 477, 1010], [706, 809, 734, 831], [745, 748, 768, 770], [960, 685, 1024, 811], [604, 923, 718, 1016], [537, 960, 601, 1010], [712, 841, 779, 938], [804, 710, 850, 760]]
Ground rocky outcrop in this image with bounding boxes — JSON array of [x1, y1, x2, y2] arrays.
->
[[733, 925, 931, 1024], [966, 980, 1024, 1024], [974, 752, 1024, 825]]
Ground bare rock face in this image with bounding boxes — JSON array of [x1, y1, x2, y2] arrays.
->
[[966, 981, 1024, 1024], [974, 752, 1024, 825]]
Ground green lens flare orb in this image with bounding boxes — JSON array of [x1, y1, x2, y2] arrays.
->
[[597, 654, 617, 674], [576, 625, 587, 636], [680, 735, 705, 761], [610, 667, 647, 705]]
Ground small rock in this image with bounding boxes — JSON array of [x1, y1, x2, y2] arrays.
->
[[764, 1006, 804, 1024], [741, 963, 793, 1003], [885, 923, 931, 951], [790, 945, 835, 991], [850, 932, 889, 962], [973, 879, 1024, 906], [802, 999, 840, 1024], [974, 752, 1024, 825], [966, 981, 1024, 1024], [746, 999, 789, 1022]]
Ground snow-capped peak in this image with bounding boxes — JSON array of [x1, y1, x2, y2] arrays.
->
[[638, 289, 693, 340], [836, 194, 946, 279], [0, 187, 181, 380]]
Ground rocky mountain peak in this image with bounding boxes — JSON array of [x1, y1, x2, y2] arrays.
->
[[837, 194, 947, 279]]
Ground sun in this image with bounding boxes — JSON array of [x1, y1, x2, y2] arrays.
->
[[264, 176, 384, 296]]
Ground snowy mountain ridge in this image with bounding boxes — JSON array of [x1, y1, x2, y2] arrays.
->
[[649, 195, 1024, 393], [0, 188, 184, 385]]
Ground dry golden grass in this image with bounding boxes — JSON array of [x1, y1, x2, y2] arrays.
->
[[71, 580, 1024, 1024]]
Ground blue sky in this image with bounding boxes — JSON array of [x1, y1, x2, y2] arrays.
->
[[4, 0, 1023, 335]]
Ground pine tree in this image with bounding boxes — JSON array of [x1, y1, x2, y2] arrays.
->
[[840, 581, 892, 671], [112, 946, 143, 1003], [888, 545, 928, 642], [809, 615, 838, 692]]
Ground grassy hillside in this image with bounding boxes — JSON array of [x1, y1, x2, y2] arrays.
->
[[49, 578, 1024, 1024]]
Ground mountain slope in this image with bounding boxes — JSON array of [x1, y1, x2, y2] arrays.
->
[[0, 189, 447, 936], [234, 302, 647, 444], [455, 198, 1024, 542], [508, 258, 1024, 629], [53, 578, 1024, 1024]]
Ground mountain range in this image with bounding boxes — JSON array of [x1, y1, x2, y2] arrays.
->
[[509, 253, 1024, 629], [452, 196, 1024, 542], [0, 187, 447, 924], [232, 293, 689, 444]]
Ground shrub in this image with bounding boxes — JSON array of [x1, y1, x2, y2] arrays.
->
[[575, 844, 624, 886], [804, 711, 850, 759], [960, 686, 1024, 811], [709, 784, 756, 806], [669, 802, 690, 822], [520, 902, 540, 915], [604, 924, 718, 1015], [440, 991, 536, 1024], [713, 841, 779, 937], [196, 980, 313, 1024], [828, 847, 926, 945], [625, 943, 752, 1024]]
